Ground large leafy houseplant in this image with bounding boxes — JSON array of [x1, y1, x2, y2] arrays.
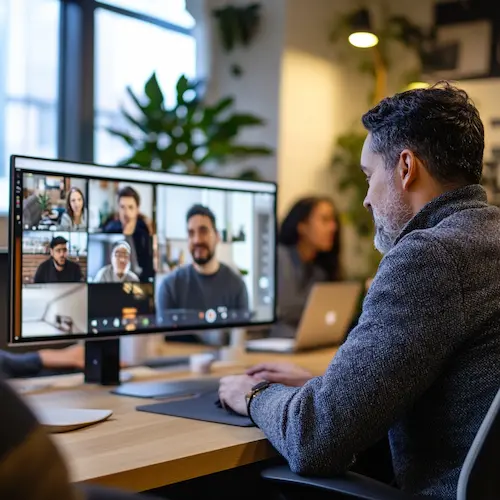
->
[[107, 73, 273, 179]]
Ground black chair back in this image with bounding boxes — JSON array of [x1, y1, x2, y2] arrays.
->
[[457, 387, 500, 500]]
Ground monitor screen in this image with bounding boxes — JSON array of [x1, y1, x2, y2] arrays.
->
[[9, 156, 277, 344]]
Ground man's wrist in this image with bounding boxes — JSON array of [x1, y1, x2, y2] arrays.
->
[[246, 380, 272, 425]]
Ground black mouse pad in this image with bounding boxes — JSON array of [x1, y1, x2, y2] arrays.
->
[[136, 390, 255, 427]]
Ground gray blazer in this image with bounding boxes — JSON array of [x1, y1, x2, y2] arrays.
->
[[251, 185, 500, 499]]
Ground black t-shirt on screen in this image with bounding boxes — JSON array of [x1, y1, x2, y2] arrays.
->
[[33, 259, 83, 284]]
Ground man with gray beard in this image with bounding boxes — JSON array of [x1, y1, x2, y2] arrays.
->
[[218, 82, 500, 499]]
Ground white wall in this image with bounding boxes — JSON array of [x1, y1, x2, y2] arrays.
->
[[44, 284, 87, 333], [190, 0, 286, 182], [456, 78, 500, 162], [22, 284, 87, 334]]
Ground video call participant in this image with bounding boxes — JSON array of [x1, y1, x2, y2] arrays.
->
[[102, 186, 154, 282], [33, 236, 83, 283], [219, 83, 500, 499], [277, 196, 341, 329], [156, 204, 249, 325], [58, 187, 87, 231], [93, 241, 139, 283]]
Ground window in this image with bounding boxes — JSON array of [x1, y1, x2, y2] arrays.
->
[[94, 4, 196, 165], [0, 0, 196, 220], [0, 0, 60, 214], [96, 0, 195, 29]]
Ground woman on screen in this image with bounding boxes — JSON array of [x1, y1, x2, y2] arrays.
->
[[58, 187, 87, 231], [277, 196, 341, 328]]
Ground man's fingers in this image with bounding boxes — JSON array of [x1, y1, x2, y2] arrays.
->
[[246, 363, 282, 375], [253, 371, 285, 384]]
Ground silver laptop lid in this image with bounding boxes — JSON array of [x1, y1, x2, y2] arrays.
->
[[294, 282, 362, 350]]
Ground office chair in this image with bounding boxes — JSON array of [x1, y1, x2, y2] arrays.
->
[[262, 386, 500, 499]]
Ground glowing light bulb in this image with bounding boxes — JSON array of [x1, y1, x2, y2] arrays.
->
[[348, 32, 379, 48]]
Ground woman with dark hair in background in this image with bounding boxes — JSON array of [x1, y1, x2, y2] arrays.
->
[[59, 187, 87, 231], [277, 196, 341, 328]]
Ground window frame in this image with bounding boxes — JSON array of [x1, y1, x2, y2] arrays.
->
[[58, 0, 194, 164]]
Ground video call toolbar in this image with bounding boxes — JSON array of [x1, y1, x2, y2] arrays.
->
[[11, 157, 277, 343]]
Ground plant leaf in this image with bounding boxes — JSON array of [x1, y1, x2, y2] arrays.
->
[[107, 128, 136, 146], [144, 72, 164, 108], [120, 108, 148, 134], [120, 147, 154, 167], [126, 86, 146, 114]]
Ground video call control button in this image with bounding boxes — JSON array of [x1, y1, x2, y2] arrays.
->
[[205, 309, 217, 324]]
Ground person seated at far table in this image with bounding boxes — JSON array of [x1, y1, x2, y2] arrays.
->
[[276, 196, 341, 331]]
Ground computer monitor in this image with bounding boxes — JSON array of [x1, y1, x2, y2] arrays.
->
[[9, 155, 277, 385]]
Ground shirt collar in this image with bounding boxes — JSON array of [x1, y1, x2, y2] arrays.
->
[[394, 184, 488, 245]]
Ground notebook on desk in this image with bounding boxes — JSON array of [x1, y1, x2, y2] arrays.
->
[[246, 282, 363, 353]]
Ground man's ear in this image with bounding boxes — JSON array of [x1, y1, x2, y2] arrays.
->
[[398, 149, 418, 191]]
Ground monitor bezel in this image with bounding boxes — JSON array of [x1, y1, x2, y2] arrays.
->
[[8, 154, 278, 346]]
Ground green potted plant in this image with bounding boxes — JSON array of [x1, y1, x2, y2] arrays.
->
[[107, 73, 273, 180], [37, 192, 51, 216]]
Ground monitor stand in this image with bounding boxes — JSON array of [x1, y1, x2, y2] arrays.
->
[[84, 338, 121, 386], [108, 328, 247, 398]]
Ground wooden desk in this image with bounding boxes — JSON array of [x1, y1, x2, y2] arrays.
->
[[18, 345, 337, 493]]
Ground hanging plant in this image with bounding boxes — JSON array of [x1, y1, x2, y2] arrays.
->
[[212, 3, 262, 77]]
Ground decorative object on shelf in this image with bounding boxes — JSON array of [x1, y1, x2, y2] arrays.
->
[[107, 73, 273, 181], [232, 225, 247, 242], [212, 2, 262, 77]]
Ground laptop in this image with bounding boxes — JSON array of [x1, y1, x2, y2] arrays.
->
[[246, 282, 363, 353]]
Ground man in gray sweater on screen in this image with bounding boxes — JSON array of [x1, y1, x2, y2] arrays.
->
[[156, 204, 249, 327], [219, 83, 500, 499]]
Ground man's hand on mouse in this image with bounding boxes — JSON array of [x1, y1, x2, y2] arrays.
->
[[219, 363, 314, 415], [246, 362, 312, 387], [218, 375, 258, 416]]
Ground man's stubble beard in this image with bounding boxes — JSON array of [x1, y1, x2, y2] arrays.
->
[[372, 184, 413, 254]]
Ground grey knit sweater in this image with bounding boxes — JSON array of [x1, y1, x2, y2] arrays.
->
[[251, 185, 500, 499]]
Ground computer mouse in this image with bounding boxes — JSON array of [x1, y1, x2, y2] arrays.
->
[[214, 398, 240, 416]]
